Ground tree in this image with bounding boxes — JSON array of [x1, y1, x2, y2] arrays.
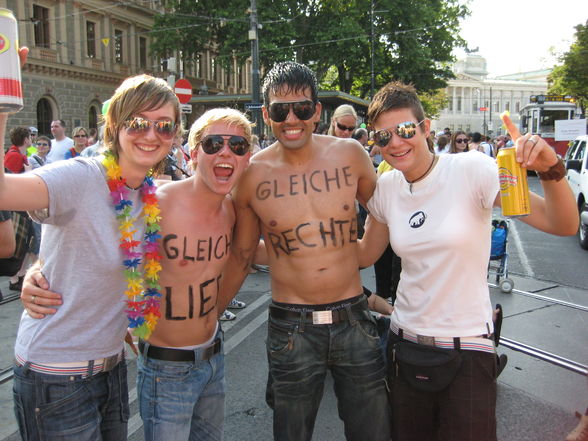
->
[[150, 0, 468, 98], [548, 21, 588, 114]]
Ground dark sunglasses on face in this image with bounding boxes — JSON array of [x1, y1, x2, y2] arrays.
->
[[123, 116, 176, 140], [267, 100, 316, 123], [201, 135, 250, 156], [336, 122, 355, 132], [373, 120, 425, 147], [36, 143, 50, 147], [74, 134, 87, 138], [455, 139, 468, 144]]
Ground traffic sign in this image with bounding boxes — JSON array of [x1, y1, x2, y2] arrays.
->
[[180, 103, 192, 114], [174, 79, 192, 104], [479, 107, 488, 111], [245, 103, 263, 110]]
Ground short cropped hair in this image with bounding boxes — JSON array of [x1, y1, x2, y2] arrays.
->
[[367, 81, 425, 128], [352, 127, 368, 141], [262, 62, 318, 105], [103, 74, 181, 174], [72, 126, 88, 138], [9, 127, 31, 147], [188, 108, 253, 154]]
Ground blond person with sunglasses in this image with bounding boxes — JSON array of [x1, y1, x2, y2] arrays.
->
[[1, 47, 181, 441], [359, 81, 577, 441], [327, 103, 357, 138], [218, 62, 390, 441], [64, 126, 89, 159]]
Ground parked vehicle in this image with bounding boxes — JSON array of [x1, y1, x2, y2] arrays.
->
[[565, 135, 588, 249]]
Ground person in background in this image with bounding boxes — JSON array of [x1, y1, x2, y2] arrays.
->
[[359, 80, 578, 441], [46, 119, 74, 163], [64, 127, 89, 159], [352, 127, 369, 150], [449, 130, 469, 153], [0, 209, 16, 301], [436, 134, 450, 154], [5, 127, 31, 174], [87, 127, 98, 146], [82, 125, 104, 158], [27, 127, 38, 156], [28, 136, 51, 169], [327, 104, 357, 138]]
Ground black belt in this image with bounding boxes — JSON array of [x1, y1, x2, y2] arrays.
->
[[269, 298, 371, 325], [139, 339, 221, 362]]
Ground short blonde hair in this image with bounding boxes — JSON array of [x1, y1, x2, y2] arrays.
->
[[103, 74, 181, 174], [72, 126, 88, 138], [188, 108, 253, 154], [328, 104, 357, 136]]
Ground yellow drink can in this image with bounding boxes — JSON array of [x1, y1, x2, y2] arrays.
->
[[497, 147, 530, 217]]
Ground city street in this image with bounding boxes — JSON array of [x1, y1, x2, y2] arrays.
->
[[0, 176, 586, 441]]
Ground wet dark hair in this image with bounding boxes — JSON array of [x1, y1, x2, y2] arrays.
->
[[471, 131, 482, 143], [262, 61, 318, 105]]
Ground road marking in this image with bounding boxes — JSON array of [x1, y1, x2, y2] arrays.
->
[[508, 220, 535, 278], [127, 293, 271, 438]]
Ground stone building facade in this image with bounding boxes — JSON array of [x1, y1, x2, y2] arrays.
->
[[2, 0, 252, 139], [432, 54, 549, 137]]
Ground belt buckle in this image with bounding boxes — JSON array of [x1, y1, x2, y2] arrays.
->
[[312, 310, 333, 325], [102, 353, 119, 372], [417, 335, 435, 346]]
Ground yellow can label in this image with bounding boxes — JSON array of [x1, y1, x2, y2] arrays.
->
[[0, 33, 10, 55]]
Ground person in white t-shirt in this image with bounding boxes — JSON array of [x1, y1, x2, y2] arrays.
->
[[359, 81, 578, 441], [46, 119, 74, 163]]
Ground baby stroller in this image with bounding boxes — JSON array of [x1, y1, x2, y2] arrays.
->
[[488, 219, 514, 293]]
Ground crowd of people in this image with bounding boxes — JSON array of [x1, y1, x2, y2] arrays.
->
[[0, 46, 585, 441]]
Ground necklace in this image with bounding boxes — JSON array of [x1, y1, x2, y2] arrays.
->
[[102, 152, 162, 339], [407, 154, 437, 193]]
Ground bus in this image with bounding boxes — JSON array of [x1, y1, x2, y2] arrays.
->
[[519, 94, 581, 156]]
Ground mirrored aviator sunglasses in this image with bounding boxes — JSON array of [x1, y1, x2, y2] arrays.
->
[[201, 135, 250, 156], [123, 116, 176, 140], [268, 100, 316, 122], [373, 120, 424, 147]]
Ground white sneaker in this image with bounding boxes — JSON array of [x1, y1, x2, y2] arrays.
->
[[220, 310, 236, 321], [228, 299, 247, 309]]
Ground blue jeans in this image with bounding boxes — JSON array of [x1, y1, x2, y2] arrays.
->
[[266, 302, 391, 441], [137, 330, 225, 441], [13, 360, 129, 441]]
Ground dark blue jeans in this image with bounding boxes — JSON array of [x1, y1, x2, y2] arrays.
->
[[266, 303, 391, 441], [13, 360, 129, 441]]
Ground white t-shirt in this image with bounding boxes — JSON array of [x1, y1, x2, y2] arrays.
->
[[47, 136, 74, 163], [367, 151, 499, 338]]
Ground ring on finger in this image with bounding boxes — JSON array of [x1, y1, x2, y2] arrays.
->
[[31, 295, 36, 304], [527, 136, 538, 146]]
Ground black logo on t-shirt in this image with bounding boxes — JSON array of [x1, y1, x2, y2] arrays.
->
[[409, 211, 426, 228]]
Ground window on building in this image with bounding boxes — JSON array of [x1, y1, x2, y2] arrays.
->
[[494, 101, 499, 112], [457, 96, 462, 112], [472, 100, 478, 112], [448, 99, 453, 111], [505, 101, 510, 112], [225, 66, 231, 87], [37, 98, 53, 135], [114, 29, 123, 64], [86, 21, 96, 58], [238, 65, 243, 90], [139, 37, 147, 69], [33, 5, 50, 48], [88, 106, 98, 130], [211, 57, 217, 82], [515, 101, 520, 113]]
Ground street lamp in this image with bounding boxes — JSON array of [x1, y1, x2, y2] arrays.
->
[[249, 0, 262, 136]]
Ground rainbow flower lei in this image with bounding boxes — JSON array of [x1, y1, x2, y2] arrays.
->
[[102, 152, 162, 339]]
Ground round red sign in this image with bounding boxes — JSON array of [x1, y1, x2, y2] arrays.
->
[[174, 79, 193, 104]]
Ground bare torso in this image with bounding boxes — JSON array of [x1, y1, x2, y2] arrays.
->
[[147, 179, 234, 347], [241, 135, 375, 304]]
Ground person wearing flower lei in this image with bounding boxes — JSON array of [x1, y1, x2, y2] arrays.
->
[[0, 46, 180, 441]]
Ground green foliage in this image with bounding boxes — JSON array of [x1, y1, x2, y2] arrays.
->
[[419, 88, 448, 120], [548, 21, 588, 113], [150, 0, 469, 98]]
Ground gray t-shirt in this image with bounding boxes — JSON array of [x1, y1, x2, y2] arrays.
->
[[15, 157, 146, 363]]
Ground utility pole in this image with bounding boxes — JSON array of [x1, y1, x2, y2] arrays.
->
[[249, 0, 262, 135], [370, 0, 375, 98]]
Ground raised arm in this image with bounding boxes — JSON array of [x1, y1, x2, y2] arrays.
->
[[496, 114, 578, 235]]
